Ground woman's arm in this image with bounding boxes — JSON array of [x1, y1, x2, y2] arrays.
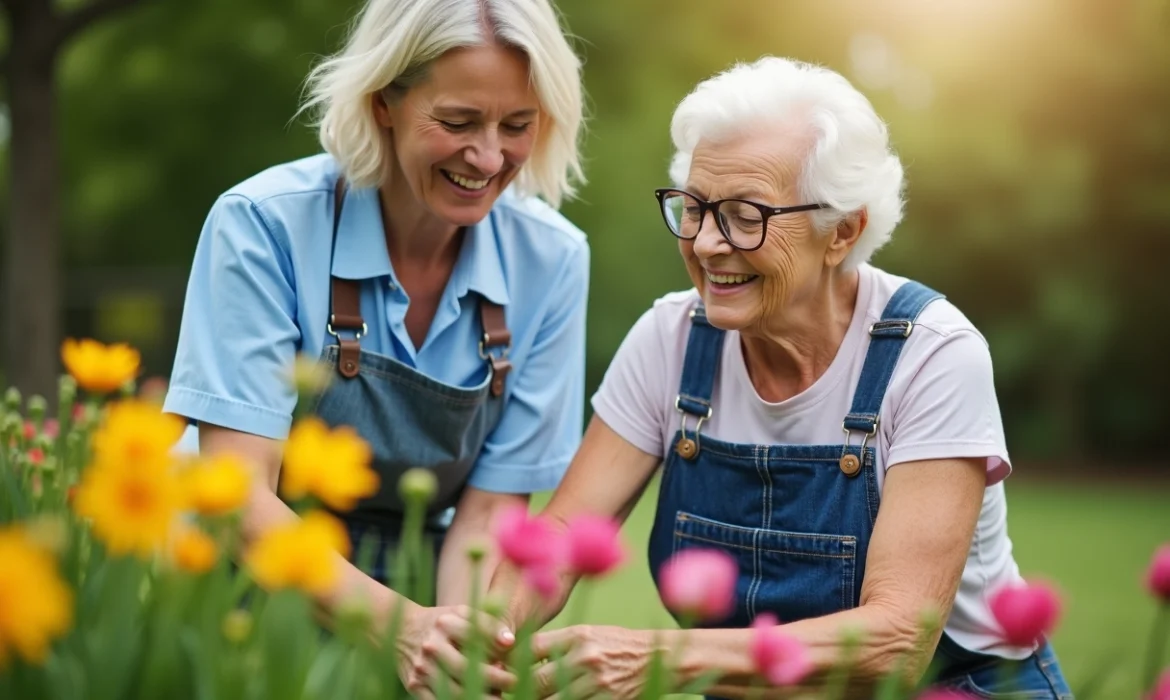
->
[[488, 415, 662, 629], [437, 487, 529, 606], [667, 457, 987, 698], [199, 424, 403, 617]]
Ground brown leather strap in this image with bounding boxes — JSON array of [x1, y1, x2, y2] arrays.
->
[[480, 301, 511, 397], [330, 176, 364, 379]]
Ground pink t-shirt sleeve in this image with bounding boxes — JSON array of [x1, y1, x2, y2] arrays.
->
[[885, 329, 1012, 485], [591, 305, 670, 459]]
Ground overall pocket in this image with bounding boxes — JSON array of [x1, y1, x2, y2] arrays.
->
[[672, 511, 858, 625]]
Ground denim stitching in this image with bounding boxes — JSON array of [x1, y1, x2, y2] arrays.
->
[[676, 513, 857, 542], [674, 532, 855, 557]]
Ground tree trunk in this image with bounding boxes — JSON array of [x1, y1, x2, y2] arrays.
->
[[3, 1, 61, 402]]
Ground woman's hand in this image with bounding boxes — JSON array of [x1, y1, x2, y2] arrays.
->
[[528, 625, 658, 700], [392, 602, 517, 699]]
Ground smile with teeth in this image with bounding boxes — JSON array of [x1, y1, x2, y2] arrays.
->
[[706, 271, 758, 285], [442, 169, 491, 190]]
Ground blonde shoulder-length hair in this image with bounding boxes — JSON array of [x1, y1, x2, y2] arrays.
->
[[301, 0, 586, 208]]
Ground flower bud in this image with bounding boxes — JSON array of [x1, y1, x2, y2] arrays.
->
[[27, 395, 47, 423], [221, 610, 253, 643], [3, 387, 21, 413], [58, 375, 77, 411], [398, 468, 437, 505]]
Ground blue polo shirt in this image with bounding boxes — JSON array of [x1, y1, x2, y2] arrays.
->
[[163, 153, 590, 494]]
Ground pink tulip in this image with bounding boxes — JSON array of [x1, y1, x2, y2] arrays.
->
[[750, 613, 812, 686], [1146, 545, 1170, 602], [916, 690, 979, 700], [989, 580, 1062, 648], [659, 548, 738, 623], [566, 513, 626, 578], [492, 504, 562, 570], [1149, 668, 1170, 700], [523, 564, 560, 601]]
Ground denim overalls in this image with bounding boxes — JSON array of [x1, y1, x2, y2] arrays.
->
[[647, 281, 1073, 699], [291, 179, 511, 590]]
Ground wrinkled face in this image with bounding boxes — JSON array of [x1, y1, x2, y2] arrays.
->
[[375, 42, 541, 227], [679, 128, 839, 332]]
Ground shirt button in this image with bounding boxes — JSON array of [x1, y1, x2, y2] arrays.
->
[[387, 280, 397, 291]]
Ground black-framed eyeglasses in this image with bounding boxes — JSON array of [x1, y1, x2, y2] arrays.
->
[[654, 188, 829, 251]]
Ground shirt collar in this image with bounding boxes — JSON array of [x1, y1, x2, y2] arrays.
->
[[329, 185, 393, 281], [330, 185, 510, 306]]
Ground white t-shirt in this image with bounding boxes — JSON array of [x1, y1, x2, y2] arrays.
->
[[592, 263, 1027, 658]]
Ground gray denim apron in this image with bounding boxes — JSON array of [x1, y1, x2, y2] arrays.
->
[[290, 178, 511, 588]]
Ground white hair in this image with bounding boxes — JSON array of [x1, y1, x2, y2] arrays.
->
[[668, 56, 905, 270], [301, 0, 585, 208]]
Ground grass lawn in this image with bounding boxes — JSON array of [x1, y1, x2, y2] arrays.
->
[[534, 474, 1170, 698]]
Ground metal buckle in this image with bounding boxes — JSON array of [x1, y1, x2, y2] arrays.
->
[[675, 396, 712, 452], [478, 335, 511, 361], [327, 315, 367, 340], [841, 419, 878, 452], [869, 320, 913, 338]]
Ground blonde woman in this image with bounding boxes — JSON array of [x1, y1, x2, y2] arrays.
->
[[163, 0, 587, 694]]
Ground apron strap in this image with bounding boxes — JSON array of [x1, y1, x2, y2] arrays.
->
[[842, 280, 945, 434], [329, 176, 365, 379], [479, 300, 512, 398]]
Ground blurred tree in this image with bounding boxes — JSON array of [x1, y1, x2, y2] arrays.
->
[[1, 0, 147, 400]]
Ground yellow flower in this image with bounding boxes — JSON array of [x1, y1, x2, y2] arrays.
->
[[60, 338, 140, 394], [171, 527, 217, 574], [91, 399, 186, 473], [72, 460, 184, 558], [281, 418, 379, 512], [0, 526, 73, 667], [182, 453, 252, 516], [245, 511, 350, 595]]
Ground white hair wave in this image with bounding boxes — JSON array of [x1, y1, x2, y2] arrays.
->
[[300, 0, 585, 208], [668, 56, 905, 269]]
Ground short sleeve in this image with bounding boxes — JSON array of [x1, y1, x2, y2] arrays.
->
[[885, 330, 1012, 485], [467, 241, 590, 493], [589, 304, 671, 459], [163, 194, 302, 440]]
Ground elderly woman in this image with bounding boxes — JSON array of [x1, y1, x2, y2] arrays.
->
[[162, 0, 587, 695], [472, 57, 1075, 699]]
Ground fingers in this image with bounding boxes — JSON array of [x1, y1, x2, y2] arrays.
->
[[432, 638, 517, 692], [530, 627, 576, 661], [437, 606, 516, 656], [532, 651, 586, 698], [541, 674, 600, 700]]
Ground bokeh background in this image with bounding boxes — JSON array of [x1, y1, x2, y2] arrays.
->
[[2, 0, 1168, 696]]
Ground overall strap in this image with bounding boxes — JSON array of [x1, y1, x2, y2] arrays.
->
[[842, 280, 945, 435], [676, 303, 725, 418], [479, 300, 511, 398], [329, 176, 365, 379]]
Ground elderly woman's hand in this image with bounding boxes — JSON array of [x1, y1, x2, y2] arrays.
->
[[528, 624, 659, 700], [393, 602, 517, 699]]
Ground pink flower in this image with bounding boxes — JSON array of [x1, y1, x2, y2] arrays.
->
[[1146, 545, 1170, 602], [42, 419, 59, 440], [28, 448, 45, 466], [989, 580, 1062, 648], [492, 504, 562, 570], [566, 513, 626, 578], [22, 421, 36, 441], [659, 548, 738, 623], [916, 690, 979, 700], [1149, 668, 1170, 700], [750, 613, 812, 686], [523, 564, 560, 601]]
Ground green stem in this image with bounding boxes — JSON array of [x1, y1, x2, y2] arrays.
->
[[1143, 603, 1169, 694]]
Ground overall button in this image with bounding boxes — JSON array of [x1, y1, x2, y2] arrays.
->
[[839, 453, 861, 476], [675, 436, 697, 460]]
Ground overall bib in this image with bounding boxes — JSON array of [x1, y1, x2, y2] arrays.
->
[[647, 281, 1073, 699], [292, 179, 512, 590]]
